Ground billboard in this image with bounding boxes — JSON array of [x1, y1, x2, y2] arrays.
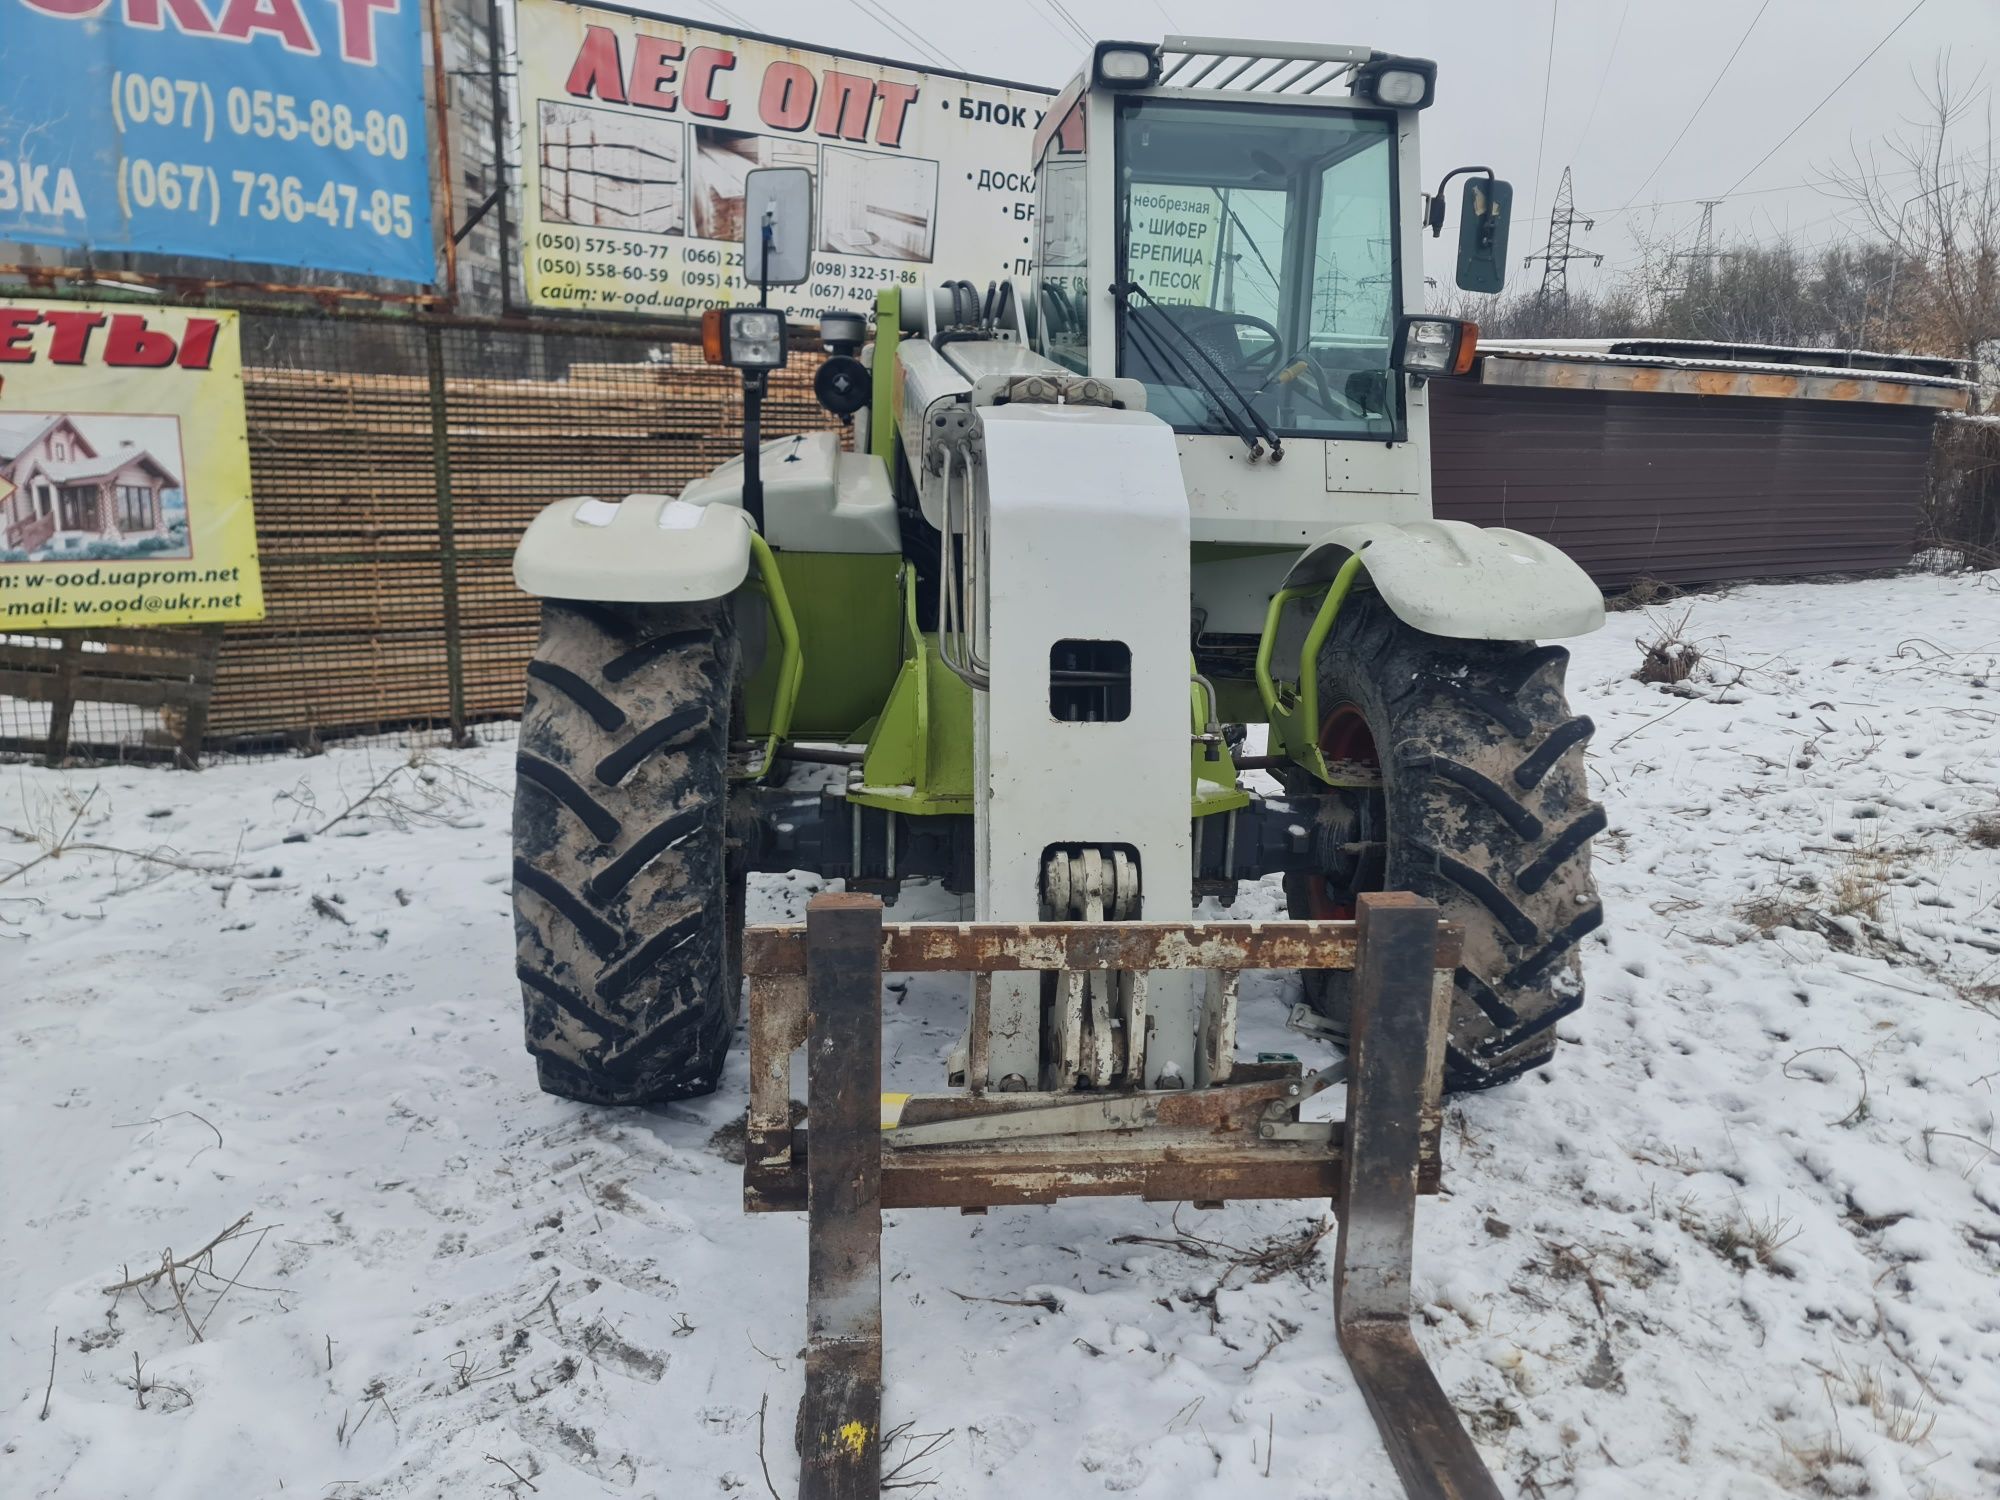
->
[[0, 299, 263, 629], [0, 0, 434, 284], [516, 2, 1056, 319]]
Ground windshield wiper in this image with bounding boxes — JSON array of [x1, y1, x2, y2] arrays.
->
[[1123, 316, 1263, 456], [1111, 280, 1283, 462]]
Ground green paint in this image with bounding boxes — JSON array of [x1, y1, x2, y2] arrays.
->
[[871, 288, 900, 464], [852, 566, 975, 814], [1211, 676, 1265, 725], [742, 550, 903, 746], [1190, 662, 1249, 816], [1190, 541, 1297, 564], [1256, 551, 1366, 785], [737, 533, 804, 780]]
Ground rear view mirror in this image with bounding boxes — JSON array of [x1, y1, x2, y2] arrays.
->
[[1455, 177, 1512, 294], [743, 167, 813, 290]]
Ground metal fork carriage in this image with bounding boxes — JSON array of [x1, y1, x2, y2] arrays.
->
[[742, 890, 1502, 1500]]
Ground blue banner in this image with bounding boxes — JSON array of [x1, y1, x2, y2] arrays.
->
[[0, 0, 435, 283]]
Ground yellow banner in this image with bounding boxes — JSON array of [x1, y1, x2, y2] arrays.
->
[[0, 299, 262, 630]]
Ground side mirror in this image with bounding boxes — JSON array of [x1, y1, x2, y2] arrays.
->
[[743, 166, 813, 290], [1455, 177, 1512, 294]]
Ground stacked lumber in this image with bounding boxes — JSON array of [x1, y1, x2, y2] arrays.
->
[[205, 344, 837, 743]]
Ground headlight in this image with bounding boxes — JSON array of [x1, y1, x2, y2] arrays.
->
[[1094, 41, 1159, 89], [1392, 315, 1477, 378], [1353, 53, 1437, 110], [703, 307, 789, 370]]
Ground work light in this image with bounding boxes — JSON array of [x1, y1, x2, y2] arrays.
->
[[1392, 315, 1477, 378], [1353, 53, 1437, 110], [703, 307, 788, 370], [1094, 41, 1159, 88], [819, 311, 868, 356]]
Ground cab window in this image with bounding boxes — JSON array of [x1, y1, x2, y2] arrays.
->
[[1035, 99, 1089, 374]]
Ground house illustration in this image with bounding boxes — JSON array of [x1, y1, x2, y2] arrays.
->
[[0, 413, 181, 556]]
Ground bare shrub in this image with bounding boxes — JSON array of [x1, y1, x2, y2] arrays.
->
[[1633, 607, 1704, 685]]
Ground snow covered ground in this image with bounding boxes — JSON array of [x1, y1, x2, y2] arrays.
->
[[4, 570, 1998, 1500]]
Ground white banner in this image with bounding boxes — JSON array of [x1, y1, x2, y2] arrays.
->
[[515, 3, 1056, 320]]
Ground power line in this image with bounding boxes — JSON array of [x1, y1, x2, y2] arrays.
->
[[842, 0, 960, 72], [1527, 0, 1559, 227], [1043, 0, 1094, 47], [1508, 161, 1933, 233], [1614, 0, 1769, 212], [1720, 0, 1931, 197], [1026, 0, 1091, 49], [1022, 0, 1087, 52], [1566, 0, 1628, 167], [687, 0, 758, 30]]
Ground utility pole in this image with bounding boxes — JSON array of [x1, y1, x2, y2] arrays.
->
[[1523, 167, 1603, 306], [1666, 199, 1724, 299]]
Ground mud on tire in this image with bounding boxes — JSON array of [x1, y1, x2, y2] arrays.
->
[[513, 599, 742, 1105], [1284, 593, 1605, 1091]]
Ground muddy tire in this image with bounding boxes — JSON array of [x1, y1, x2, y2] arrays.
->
[[512, 599, 741, 1105], [1283, 593, 1604, 1090]]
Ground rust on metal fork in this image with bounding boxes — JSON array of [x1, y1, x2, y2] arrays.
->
[[798, 893, 885, 1500], [749, 895, 1496, 1500], [1338, 893, 1502, 1500], [744, 917, 1459, 976]]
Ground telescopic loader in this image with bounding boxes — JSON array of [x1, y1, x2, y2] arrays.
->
[[510, 34, 1605, 1499]]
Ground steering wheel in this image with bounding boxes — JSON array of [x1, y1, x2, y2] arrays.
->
[[1252, 344, 1374, 424], [1205, 311, 1286, 382]]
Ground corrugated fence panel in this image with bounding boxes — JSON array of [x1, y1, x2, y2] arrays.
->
[[1429, 382, 1938, 588]]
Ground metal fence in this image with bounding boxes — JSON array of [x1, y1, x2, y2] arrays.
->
[[0, 309, 837, 765]]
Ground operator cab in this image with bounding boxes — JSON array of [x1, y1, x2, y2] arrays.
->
[[1029, 38, 1503, 541]]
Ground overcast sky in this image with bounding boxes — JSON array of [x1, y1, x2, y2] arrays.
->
[[638, 0, 1997, 293]]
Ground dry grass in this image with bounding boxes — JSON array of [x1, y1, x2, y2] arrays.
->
[[1606, 575, 1684, 612], [1736, 839, 1900, 944], [1110, 1209, 1335, 1288], [1968, 812, 2000, 849], [1780, 1428, 1869, 1497], [1829, 850, 1892, 922], [1812, 1353, 1939, 1445], [1670, 1194, 1800, 1274]]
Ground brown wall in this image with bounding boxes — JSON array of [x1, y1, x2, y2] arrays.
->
[[1428, 378, 1941, 589]]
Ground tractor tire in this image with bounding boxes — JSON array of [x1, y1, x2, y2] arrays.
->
[[512, 598, 742, 1105], [1283, 593, 1604, 1091]]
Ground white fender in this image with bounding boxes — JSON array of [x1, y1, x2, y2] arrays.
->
[[513, 493, 752, 603], [1282, 518, 1605, 641]]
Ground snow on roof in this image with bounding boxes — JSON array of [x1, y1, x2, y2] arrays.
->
[[1478, 337, 1971, 391]]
